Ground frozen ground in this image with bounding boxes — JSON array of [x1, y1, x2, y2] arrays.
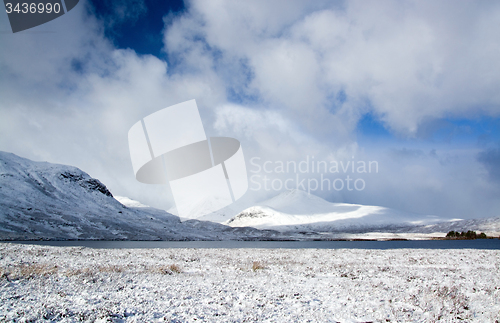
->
[[0, 243, 499, 322]]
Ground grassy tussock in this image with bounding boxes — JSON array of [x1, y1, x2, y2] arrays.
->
[[155, 264, 182, 275], [252, 261, 265, 271], [1, 262, 185, 279], [0, 263, 58, 280], [64, 267, 94, 277], [97, 265, 125, 273]]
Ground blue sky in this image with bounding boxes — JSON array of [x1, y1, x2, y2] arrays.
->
[[1, 0, 500, 219], [89, 0, 185, 58], [89, 0, 500, 148]]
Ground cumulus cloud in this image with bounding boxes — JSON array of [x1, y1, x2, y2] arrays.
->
[[0, 1, 227, 210], [1, 0, 500, 218], [165, 0, 500, 136]]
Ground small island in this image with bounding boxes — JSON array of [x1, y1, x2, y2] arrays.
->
[[445, 230, 489, 240]]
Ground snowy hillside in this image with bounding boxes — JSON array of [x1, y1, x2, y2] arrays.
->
[[194, 196, 258, 223], [403, 216, 500, 236], [0, 151, 281, 241], [225, 189, 447, 232], [3, 151, 496, 241]]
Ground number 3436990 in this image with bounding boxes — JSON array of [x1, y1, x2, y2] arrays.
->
[[5, 2, 62, 14]]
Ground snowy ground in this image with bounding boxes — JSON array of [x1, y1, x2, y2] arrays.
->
[[1, 243, 499, 322]]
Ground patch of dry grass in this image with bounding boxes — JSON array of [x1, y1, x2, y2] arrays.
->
[[252, 261, 265, 271], [0, 263, 59, 280], [155, 264, 182, 275], [64, 267, 94, 277], [97, 265, 125, 273]]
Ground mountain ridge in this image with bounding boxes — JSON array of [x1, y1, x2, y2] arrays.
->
[[2, 151, 498, 240], [0, 151, 282, 241], [225, 189, 474, 233]]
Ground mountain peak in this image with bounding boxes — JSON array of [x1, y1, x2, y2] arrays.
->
[[0, 151, 283, 240], [225, 189, 450, 232]]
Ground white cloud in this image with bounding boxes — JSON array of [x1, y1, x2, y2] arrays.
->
[[0, 2, 228, 210], [1, 0, 500, 218], [165, 0, 500, 136]]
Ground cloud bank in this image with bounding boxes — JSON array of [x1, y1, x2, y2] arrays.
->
[[1, 0, 499, 218]]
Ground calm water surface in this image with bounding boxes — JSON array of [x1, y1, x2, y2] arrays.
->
[[3, 239, 500, 249]]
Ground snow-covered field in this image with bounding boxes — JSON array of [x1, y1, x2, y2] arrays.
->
[[1, 243, 499, 322]]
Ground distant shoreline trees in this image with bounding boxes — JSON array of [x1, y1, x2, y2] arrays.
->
[[445, 230, 488, 240]]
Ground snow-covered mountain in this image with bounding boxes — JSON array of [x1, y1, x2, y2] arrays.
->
[[0, 151, 282, 240], [194, 196, 257, 223], [225, 190, 448, 232], [3, 151, 496, 241], [402, 216, 500, 236]]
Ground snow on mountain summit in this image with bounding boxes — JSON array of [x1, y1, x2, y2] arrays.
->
[[0, 151, 177, 240], [0, 151, 115, 208], [4, 152, 494, 239], [225, 189, 446, 232]]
